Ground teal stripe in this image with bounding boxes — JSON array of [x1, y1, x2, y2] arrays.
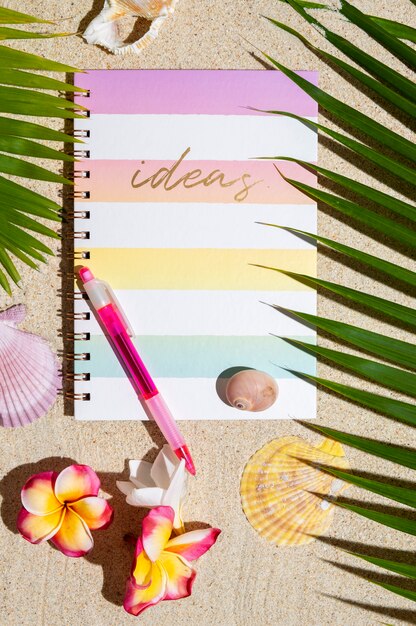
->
[[75, 335, 316, 379]]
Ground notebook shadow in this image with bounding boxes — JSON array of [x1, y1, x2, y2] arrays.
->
[[0, 455, 209, 607]]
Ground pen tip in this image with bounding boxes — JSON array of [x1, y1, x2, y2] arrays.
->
[[174, 445, 196, 476]]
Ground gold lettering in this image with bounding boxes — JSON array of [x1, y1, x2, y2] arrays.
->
[[234, 173, 263, 202], [130, 147, 263, 201]]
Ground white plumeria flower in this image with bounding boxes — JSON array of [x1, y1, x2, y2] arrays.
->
[[117, 445, 187, 533]]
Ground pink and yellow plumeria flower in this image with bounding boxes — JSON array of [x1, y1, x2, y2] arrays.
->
[[17, 465, 113, 557], [124, 505, 221, 616]]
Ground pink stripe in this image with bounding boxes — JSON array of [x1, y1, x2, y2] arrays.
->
[[76, 160, 316, 204], [75, 70, 318, 116]]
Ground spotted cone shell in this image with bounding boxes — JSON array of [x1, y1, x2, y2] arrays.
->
[[0, 305, 61, 427], [240, 436, 350, 547]]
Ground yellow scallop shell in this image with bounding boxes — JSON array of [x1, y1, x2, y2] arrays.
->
[[240, 436, 350, 547]]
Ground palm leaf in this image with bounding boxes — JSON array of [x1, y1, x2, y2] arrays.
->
[[0, 7, 53, 24], [2, 207, 59, 240], [372, 582, 416, 603], [369, 17, 416, 43], [0, 45, 79, 72], [283, 338, 416, 398], [300, 423, 416, 470], [269, 157, 416, 223], [273, 169, 416, 248], [0, 221, 53, 256], [273, 309, 416, 371], [265, 16, 416, 118], [293, 372, 416, 426], [0, 248, 20, 286], [0, 135, 75, 162], [338, 0, 416, 69], [259, 111, 415, 186], [335, 501, 416, 536], [264, 7, 416, 606], [263, 52, 416, 162], [348, 553, 416, 579], [0, 154, 71, 184], [0, 85, 85, 110], [0, 232, 47, 263], [274, 1, 416, 100], [257, 267, 416, 328], [262, 224, 416, 287], [0, 196, 59, 223], [0, 69, 86, 93], [317, 467, 416, 509], [0, 236, 38, 270], [0, 117, 80, 143], [0, 27, 70, 40], [0, 176, 61, 214], [0, 9, 84, 291], [0, 264, 11, 295], [278, 0, 416, 41]]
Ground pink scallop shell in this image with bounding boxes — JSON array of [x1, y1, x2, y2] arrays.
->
[[0, 305, 61, 427]]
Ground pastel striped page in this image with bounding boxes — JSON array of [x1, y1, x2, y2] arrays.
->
[[73, 70, 317, 421]]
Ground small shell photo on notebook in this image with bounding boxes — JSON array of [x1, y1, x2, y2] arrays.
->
[[72, 70, 317, 421]]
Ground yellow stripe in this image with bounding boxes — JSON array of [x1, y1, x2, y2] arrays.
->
[[78, 248, 316, 290]]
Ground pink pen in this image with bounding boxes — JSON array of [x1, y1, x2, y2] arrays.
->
[[78, 266, 196, 475]]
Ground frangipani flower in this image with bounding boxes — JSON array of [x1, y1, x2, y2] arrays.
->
[[17, 465, 113, 557], [117, 445, 187, 533], [124, 506, 221, 616]]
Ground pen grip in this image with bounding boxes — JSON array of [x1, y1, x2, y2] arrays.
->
[[145, 394, 185, 450]]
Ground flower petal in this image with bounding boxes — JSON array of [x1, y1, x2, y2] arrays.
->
[[116, 481, 135, 498], [54, 465, 100, 504], [127, 487, 164, 509], [131, 538, 153, 588], [165, 528, 221, 561], [124, 562, 167, 616], [50, 509, 93, 557], [162, 459, 187, 532], [159, 551, 196, 601], [17, 507, 63, 544], [150, 445, 179, 489], [129, 460, 155, 488], [142, 506, 174, 562], [69, 496, 113, 530], [21, 471, 61, 516]]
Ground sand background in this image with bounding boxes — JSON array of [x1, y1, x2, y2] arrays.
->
[[0, 1, 415, 624]]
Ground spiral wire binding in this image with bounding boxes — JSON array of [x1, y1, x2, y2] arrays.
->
[[64, 114, 91, 402]]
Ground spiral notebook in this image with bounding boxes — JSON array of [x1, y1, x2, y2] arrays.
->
[[72, 69, 317, 421]]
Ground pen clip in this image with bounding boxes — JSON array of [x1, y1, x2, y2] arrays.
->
[[101, 280, 135, 336]]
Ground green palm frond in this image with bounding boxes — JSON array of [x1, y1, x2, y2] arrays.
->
[[0, 7, 53, 24], [265, 158, 416, 222], [271, 309, 416, 370], [317, 467, 416, 509], [259, 111, 415, 185], [284, 338, 416, 398], [335, 501, 416, 536], [272, 168, 416, 248], [302, 424, 416, 470], [347, 553, 416, 579], [262, 53, 416, 161], [278, 0, 416, 42], [260, 224, 416, 286], [263, 1, 416, 612], [0, 7, 84, 294], [264, 17, 416, 118], [256, 266, 416, 328]]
